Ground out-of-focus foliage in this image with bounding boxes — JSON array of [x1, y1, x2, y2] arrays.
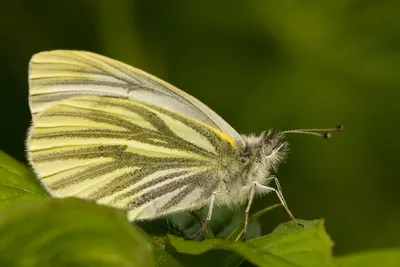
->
[[0, 151, 48, 211], [0, 198, 155, 267], [0, 0, 399, 258], [337, 248, 400, 267]]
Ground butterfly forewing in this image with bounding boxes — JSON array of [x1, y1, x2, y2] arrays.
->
[[29, 50, 244, 148], [27, 96, 239, 220]]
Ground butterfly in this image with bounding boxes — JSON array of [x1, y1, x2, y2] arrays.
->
[[26, 50, 342, 238]]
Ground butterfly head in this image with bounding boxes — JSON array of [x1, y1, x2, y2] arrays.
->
[[240, 131, 288, 182]]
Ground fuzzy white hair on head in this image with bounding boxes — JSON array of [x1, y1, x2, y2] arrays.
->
[[240, 131, 288, 186]]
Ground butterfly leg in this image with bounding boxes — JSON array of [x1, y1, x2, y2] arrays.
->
[[255, 180, 302, 226], [187, 191, 217, 240], [241, 184, 256, 240]]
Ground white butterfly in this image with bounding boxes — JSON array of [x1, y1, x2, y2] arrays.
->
[[26, 50, 341, 237]]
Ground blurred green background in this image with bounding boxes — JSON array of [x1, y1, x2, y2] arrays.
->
[[1, 1, 399, 255]]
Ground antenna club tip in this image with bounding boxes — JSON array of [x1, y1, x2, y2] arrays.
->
[[323, 133, 331, 139], [336, 125, 344, 131]]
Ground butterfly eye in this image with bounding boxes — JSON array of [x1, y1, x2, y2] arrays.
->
[[240, 153, 250, 164]]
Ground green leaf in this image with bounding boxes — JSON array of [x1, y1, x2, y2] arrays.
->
[[337, 248, 400, 267], [168, 234, 296, 267], [248, 219, 338, 267], [0, 198, 155, 267], [0, 151, 48, 210], [167, 219, 338, 267]]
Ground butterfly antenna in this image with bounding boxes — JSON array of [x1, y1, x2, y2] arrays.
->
[[281, 125, 343, 138]]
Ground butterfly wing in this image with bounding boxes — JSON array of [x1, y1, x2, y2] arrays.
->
[[29, 50, 245, 148], [27, 96, 239, 221]]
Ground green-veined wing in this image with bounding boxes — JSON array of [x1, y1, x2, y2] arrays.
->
[[27, 96, 239, 220]]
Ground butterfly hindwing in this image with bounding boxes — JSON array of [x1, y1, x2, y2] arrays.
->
[[27, 96, 239, 220]]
